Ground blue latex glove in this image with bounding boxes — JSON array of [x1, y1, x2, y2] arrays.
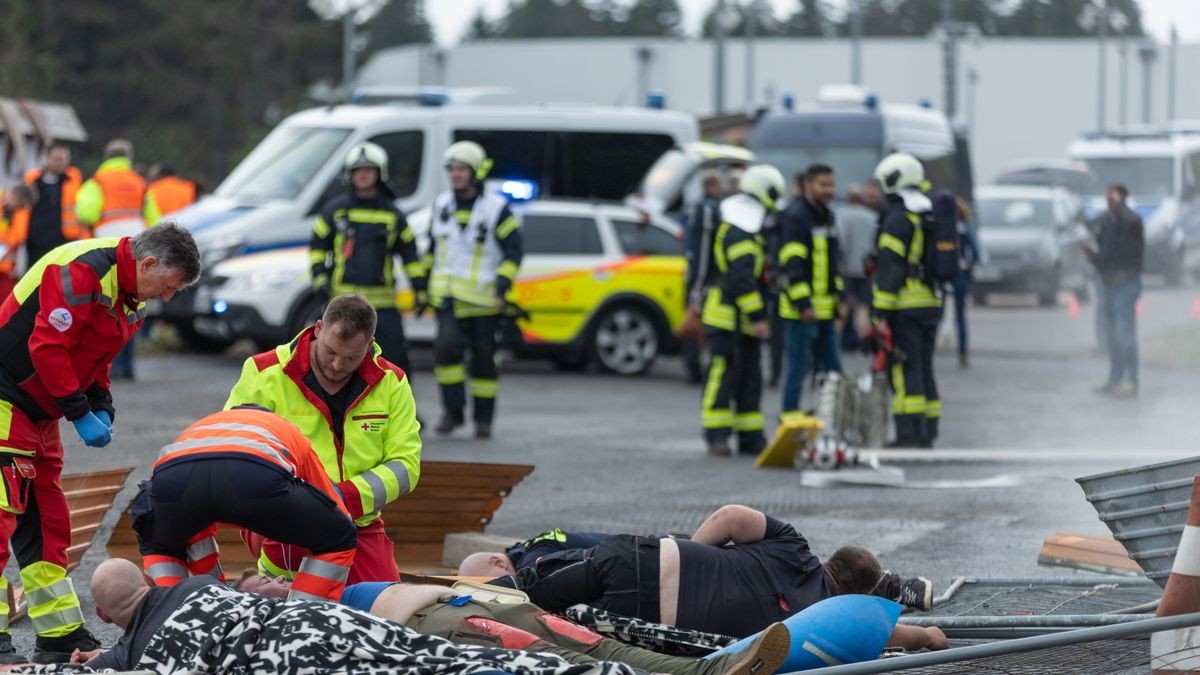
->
[[95, 411, 113, 428], [73, 412, 112, 448]]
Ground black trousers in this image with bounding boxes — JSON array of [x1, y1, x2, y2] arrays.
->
[[701, 328, 764, 453], [134, 458, 357, 560], [434, 302, 499, 425], [518, 535, 662, 623], [889, 309, 942, 445], [374, 307, 412, 378]]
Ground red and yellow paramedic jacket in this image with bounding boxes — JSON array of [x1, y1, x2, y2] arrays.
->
[[225, 325, 421, 527], [0, 238, 143, 422]]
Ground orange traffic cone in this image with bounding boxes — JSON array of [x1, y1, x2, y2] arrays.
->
[[1158, 475, 1200, 617], [1192, 297, 1200, 318], [1137, 298, 1145, 317], [1067, 294, 1081, 318]]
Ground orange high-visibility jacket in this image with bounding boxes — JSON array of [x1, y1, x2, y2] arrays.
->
[[147, 176, 197, 217], [11, 167, 87, 244]]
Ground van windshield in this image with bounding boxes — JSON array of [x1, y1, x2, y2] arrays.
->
[[1079, 157, 1174, 200], [753, 147, 880, 197], [977, 197, 1054, 229], [215, 126, 351, 203]]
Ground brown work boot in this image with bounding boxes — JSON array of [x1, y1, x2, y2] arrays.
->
[[707, 440, 731, 457], [720, 622, 789, 675]]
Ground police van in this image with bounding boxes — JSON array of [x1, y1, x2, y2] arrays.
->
[[745, 85, 973, 202], [1067, 129, 1200, 285], [162, 89, 699, 348]]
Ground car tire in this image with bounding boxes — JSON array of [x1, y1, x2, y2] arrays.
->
[[590, 303, 660, 375], [1037, 272, 1060, 307], [287, 295, 325, 338], [177, 323, 234, 354]]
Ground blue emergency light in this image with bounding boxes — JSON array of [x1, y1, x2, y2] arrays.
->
[[500, 180, 538, 201], [211, 300, 229, 315]]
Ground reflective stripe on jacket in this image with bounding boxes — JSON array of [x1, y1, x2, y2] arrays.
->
[[224, 326, 422, 527]]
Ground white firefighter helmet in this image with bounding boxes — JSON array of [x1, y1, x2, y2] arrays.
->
[[739, 164, 787, 211], [443, 140, 493, 180], [344, 141, 389, 182], [873, 153, 925, 195]]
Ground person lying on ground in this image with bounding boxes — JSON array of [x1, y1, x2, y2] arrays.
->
[[458, 528, 614, 577], [238, 571, 789, 675], [67, 559, 640, 675], [487, 505, 940, 644]]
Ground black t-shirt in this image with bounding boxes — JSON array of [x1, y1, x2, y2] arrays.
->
[[505, 529, 611, 571], [302, 370, 365, 443], [88, 576, 221, 671], [674, 516, 834, 638]]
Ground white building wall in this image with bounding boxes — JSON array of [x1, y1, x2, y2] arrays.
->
[[356, 37, 1197, 184]]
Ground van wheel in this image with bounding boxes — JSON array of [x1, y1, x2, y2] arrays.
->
[[591, 304, 659, 375]]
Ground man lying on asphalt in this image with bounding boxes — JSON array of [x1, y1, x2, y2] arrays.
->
[[487, 505, 937, 641], [68, 559, 640, 675], [238, 572, 790, 675], [458, 528, 614, 577]]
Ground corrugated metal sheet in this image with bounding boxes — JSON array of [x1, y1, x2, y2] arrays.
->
[[1076, 457, 1200, 588]]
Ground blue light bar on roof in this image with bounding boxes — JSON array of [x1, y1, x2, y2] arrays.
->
[[500, 180, 538, 201]]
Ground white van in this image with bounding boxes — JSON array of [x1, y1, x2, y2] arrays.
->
[[1068, 130, 1200, 285], [161, 94, 698, 346]]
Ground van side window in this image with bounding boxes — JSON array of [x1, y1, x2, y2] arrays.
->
[[521, 214, 604, 255], [455, 130, 551, 187], [557, 132, 675, 199], [611, 219, 683, 256], [368, 131, 424, 198]]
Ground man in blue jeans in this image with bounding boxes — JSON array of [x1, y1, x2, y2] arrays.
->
[[778, 166, 843, 421], [1087, 183, 1144, 398]]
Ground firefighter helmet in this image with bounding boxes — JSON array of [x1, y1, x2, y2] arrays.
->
[[739, 164, 787, 211], [344, 141, 389, 182], [443, 141, 493, 180], [873, 153, 925, 195]]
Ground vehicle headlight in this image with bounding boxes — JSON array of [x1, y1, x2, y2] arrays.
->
[[200, 238, 246, 270]]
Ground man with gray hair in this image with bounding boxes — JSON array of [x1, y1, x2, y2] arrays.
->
[[0, 222, 199, 663]]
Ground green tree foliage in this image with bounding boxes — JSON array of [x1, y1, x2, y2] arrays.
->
[[623, 0, 684, 37], [840, 0, 1142, 38], [0, 0, 339, 185], [778, 0, 833, 37], [701, 0, 781, 38], [362, 0, 433, 58], [489, 0, 618, 38]]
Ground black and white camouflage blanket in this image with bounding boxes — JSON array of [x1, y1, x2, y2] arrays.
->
[[14, 584, 640, 675], [563, 604, 735, 657]]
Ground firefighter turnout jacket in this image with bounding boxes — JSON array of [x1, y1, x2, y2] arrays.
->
[[872, 191, 942, 317], [779, 197, 844, 321], [310, 188, 426, 309], [225, 325, 421, 527], [427, 190, 522, 317], [0, 238, 142, 422], [701, 194, 768, 336]]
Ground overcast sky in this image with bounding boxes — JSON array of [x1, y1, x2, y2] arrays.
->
[[425, 0, 1200, 46]]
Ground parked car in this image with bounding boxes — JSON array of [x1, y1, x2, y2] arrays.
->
[[201, 199, 686, 375], [971, 185, 1092, 306], [993, 158, 1098, 196]]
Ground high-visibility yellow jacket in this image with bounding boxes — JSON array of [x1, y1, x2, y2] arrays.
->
[[224, 326, 421, 527]]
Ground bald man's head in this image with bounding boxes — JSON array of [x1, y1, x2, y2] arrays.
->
[[457, 552, 516, 577], [91, 559, 151, 629]]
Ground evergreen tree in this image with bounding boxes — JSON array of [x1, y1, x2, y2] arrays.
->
[[362, 0, 432, 58], [622, 0, 683, 37]]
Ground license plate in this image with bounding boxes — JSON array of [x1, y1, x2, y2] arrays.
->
[[974, 266, 1002, 282]]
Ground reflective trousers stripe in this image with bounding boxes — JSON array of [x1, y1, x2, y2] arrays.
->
[[470, 379, 498, 398], [734, 411, 764, 431], [435, 364, 465, 385], [291, 553, 352, 602], [21, 565, 83, 637], [145, 557, 188, 586]]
